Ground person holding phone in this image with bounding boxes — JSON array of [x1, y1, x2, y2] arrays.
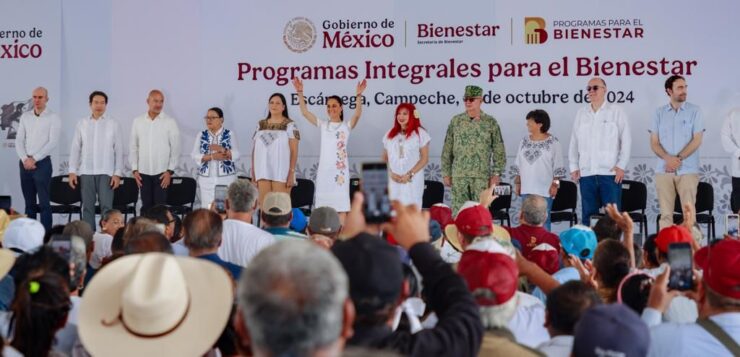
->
[[382, 103, 430, 208], [645, 239, 740, 356], [512, 109, 565, 231], [251, 93, 299, 208], [191, 107, 239, 208], [442, 85, 506, 214], [293, 78, 367, 221]]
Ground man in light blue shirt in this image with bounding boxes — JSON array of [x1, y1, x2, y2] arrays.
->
[[649, 75, 703, 230]]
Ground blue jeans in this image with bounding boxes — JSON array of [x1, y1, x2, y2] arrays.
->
[[19, 157, 52, 231], [521, 194, 554, 231], [579, 175, 621, 225]]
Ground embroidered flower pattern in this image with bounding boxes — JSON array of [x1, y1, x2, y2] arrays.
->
[[199, 129, 235, 176], [334, 130, 348, 185]]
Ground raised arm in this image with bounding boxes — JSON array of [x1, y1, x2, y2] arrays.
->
[[292, 77, 319, 126], [348, 79, 367, 129]]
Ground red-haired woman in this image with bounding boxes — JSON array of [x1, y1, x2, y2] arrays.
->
[[382, 103, 430, 207]]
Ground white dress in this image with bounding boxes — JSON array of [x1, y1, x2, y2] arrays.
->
[[382, 128, 431, 207], [315, 119, 351, 212], [252, 119, 299, 183]]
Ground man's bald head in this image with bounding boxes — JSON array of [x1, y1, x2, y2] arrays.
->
[[32, 87, 49, 112], [590, 77, 606, 87], [146, 89, 165, 116]]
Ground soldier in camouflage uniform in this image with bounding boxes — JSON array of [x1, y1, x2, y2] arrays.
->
[[441, 85, 506, 214]]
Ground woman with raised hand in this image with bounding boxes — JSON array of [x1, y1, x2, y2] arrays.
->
[[252, 93, 299, 207], [293, 78, 367, 221], [191, 107, 239, 208], [382, 103, 430, 207]]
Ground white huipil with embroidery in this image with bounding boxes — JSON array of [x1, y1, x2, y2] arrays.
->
[[512, 135, 566, 197], [383, 128, 431, 207], [315, 119, 351, 212]]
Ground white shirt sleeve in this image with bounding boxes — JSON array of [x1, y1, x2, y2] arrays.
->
[[191, 131, 204, 166], [552, 137, 566, 178], [287, 122, 299, 140], [229, 129, 240, 162], [33, 114, 61, 161], [419, 128, 431, 147], [15, 114, 28, 160], [168, 118, 181, 171], [512, 138, 524, 177], [721, 110, 740, 159], [113, 119, 124, 177], [616, 107, 632, 170], [129, 119, 139, 171], [68, 120, 83, 174], [568, 115, 580, 173]]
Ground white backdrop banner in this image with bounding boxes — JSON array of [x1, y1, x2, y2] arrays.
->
[[0, 0, 61, 213], [2, 0, 738, 234]]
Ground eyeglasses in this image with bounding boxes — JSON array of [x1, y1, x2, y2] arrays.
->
[[204, 116, 221, 120], [463, 97, 479, 103], [586, 86, 603, 92]]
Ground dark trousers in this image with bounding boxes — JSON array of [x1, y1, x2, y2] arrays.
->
[[579, 175, 622, 225], [732, 177, 740, 213], [19, 157, 52, 231], [140, 173, 167, 215], [80, 174, 114, 230]]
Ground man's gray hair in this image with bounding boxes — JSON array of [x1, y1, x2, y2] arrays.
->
[[522, 195, 548, 226], [238, 240, 348, 356], [227, 179, 258, 213], [101, 209, 122, 223]]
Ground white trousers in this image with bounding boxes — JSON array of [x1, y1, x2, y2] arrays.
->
[[198, 174, 237, 209]]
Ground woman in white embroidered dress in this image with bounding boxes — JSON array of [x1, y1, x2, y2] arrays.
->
[[512, 109, 566, 230], [382, 103, 430, 207], [251, 93, 299, 207], [190, 107, 239, 208], [292, 78, 367, 221]]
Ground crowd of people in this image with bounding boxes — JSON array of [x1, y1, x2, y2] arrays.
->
[[1, 177, 739, 356], [2, 74, 740, 356]]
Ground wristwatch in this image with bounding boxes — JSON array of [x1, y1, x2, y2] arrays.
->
[[553, 179, 560, 187]]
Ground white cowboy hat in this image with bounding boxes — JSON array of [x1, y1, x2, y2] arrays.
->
[[78, 253, 233, 357]]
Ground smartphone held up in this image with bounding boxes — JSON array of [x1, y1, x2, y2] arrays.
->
[[361, 162, 392, 223]]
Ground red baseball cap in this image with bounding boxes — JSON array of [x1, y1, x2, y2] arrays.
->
[[655, 225, 693, 253], [529, 243, 560, 275], [430, 204, 454, 229], [454, 205, 493, 237], [694, 239, 740, 300], [458, 250, 518, 306]]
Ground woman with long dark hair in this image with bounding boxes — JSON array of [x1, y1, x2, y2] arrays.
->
[[292, 78, 367, 220], [382, 103, 430, 207], [10, 271, 71, 357], [252, 93, 299, 207]]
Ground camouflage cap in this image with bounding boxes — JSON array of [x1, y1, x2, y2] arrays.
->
[[464, 85, 483, 98]]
